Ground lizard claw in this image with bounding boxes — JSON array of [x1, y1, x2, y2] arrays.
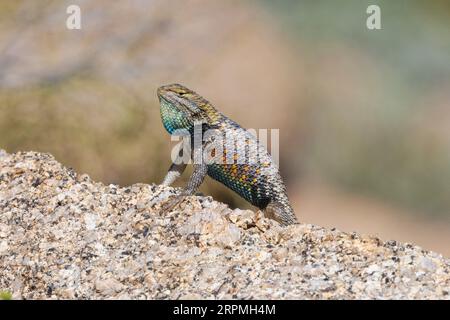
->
[[160, 195, 186, 213]]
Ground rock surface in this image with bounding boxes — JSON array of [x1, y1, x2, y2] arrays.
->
[[0, 150, 449, 299]]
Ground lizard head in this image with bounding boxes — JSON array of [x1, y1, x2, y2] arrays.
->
[[157, 83, 220, 134]]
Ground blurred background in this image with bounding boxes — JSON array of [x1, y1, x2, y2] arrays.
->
[[1, 0, 449, 255]]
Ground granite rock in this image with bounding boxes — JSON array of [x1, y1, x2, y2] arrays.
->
[[0, 150, 449, 299]]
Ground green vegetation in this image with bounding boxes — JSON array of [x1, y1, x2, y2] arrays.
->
[[0, 291, 12, 300]]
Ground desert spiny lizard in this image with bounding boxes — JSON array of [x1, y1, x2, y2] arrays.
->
[[157, 83, 297, 226]]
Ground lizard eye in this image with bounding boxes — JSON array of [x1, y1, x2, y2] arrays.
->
[[174, 88, 188, 95]]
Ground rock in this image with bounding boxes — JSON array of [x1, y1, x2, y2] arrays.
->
[[0, 149, 7, 159], [0, 224, 9, 238], [178, 211, 241, 248], [0, 240, 8, 255], [84, 213, 98, 231], [228, 209, 256, 229], [365, 264, 381, 275], [95, 278, 125, 296], [419, 257, 437, 272], [0, 150, 449, 299]]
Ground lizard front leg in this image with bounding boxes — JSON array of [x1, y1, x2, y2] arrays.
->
[[160, 163, 208, 213], [161, 162, 187, 186], [161, 142, 187, 186]]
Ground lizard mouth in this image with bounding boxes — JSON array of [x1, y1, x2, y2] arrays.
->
[[157, 89, 178, 105], [158, 93, 177, 109], [156, 88, 167, 101]]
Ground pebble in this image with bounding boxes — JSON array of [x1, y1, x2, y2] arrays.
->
[[95, 278, 125, 295]]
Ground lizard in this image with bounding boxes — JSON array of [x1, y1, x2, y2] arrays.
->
[[157, 83, 298, 226]]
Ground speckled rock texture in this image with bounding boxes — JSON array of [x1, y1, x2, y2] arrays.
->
[[0, 150, 449, 299]]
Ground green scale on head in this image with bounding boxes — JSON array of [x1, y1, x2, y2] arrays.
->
[[159, 98, 193, 135]]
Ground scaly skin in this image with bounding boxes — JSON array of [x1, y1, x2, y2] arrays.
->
[[157, 83, 297, 226]]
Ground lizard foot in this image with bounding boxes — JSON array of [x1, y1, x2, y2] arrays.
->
[[264, 201, 298, 227], [160, 195, 187, 213]]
